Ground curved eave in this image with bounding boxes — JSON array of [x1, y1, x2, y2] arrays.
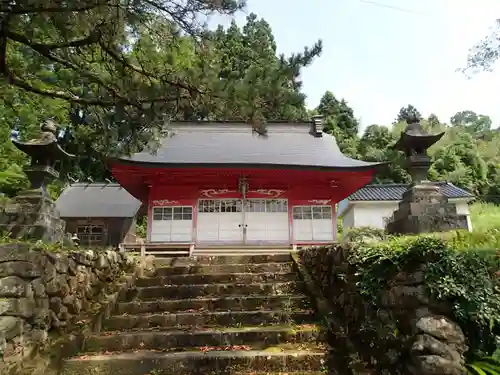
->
[[393, 132, 445, 151], [12, 140, 75, 158], [106, 156, 390, 172]]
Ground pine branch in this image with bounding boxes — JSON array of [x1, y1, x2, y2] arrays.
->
[[98, 41, 202, 95], [0, 1, 112, 14], [3, 68, 116, 106], [2, 23, 192, 108]]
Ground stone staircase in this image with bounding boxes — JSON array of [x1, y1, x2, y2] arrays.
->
[[60, 254, 327, 375]]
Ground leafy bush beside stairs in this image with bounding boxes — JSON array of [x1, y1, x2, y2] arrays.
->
[[349, 232, 500, 359]]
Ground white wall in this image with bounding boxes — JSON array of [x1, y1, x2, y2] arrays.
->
[[453, 200, 470, 216], [343, 202, 399, 230], [450, 199, 472, 231], [343, 199, 472, 231]]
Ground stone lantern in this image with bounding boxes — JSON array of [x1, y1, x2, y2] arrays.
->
[[385, 115, 467, 234], [0, 119, 75, 242], [392, 114, 444, 185]]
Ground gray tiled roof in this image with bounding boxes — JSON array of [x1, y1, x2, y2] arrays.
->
[[347, 182, 474, 201], [116, 123, 386, 169], [55, 183, 142, 218]]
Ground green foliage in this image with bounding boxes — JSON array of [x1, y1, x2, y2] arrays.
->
[[336, 218, 343, 238], [314, 94, 500, 197], [395, 104, 421, 123], [0, 194, 10, 205], [466, 357, 500, 375], [0, 168, 28, 197], [470, 202, 500, 233], [1, 0, 247, 154], [0, 233, 74, 253], [445, 229, 500, 250], [136, 216, 147, 239], [0, 3, 498, 204], [207, 14, 322, 123], [349, 233, 500, 357], [0, 6, 323, 188], [318, 91, 359, 140], [342, 226, 387, 243]]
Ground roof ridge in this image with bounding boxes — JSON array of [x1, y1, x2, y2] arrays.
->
[[364, 183, 408, 187], [364, 181, 452, 188], [69, 182, 122, 188], [170, 120, 312, 125]]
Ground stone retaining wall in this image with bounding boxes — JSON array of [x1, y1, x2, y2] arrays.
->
[[300, 245, 467, 375], [0, 243, 139, 374]]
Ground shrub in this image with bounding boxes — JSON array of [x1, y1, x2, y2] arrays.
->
[[470, 202, 500, 233], [342, 226, 388, 243], [466, 356, 500, 374], [350, 234, 500, 357]]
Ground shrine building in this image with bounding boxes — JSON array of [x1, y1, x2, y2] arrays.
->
[[105, 117, 387, 250]]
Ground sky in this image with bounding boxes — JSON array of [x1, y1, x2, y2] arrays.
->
[[209, 0, 500, 129]]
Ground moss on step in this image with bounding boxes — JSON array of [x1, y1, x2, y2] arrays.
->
[[61, 349, 325, 375], [154, 262, 295, 277], [101, 309, 316, 331], [81, 327, 323, 355], [127, 281, 306, 301], [263, 341, 327, 352]]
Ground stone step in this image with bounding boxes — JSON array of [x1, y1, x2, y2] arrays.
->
[[103, 309, 316, 331], [191, 250, 296, 257], [154, 262, 295, 276], [83, 324, 321, 353], [154, 254, 292, 267], [61, 349, 325, 375], [121, 281, 305, 301], [136, 272, 298, 287], [194, 244, 291, 250], [115, 295, 311, 315]]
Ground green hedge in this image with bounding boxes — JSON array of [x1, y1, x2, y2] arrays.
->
[[348, 230, 500, 357]]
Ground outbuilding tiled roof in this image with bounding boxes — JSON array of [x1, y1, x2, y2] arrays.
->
[[55, 183, 142, 218], [347, 182, 474, 201]]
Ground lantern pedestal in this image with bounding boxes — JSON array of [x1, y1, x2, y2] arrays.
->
[[0, 189, 67, 243], [386, 181, 467, 235]]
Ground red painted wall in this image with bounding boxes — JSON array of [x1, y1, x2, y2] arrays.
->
[[111, 165, 377, 204]]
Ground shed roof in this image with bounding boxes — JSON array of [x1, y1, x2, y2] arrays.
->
[[55, 183, 142, 218], [347, 182, 474, 202], [113, 122, 387, 170]]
